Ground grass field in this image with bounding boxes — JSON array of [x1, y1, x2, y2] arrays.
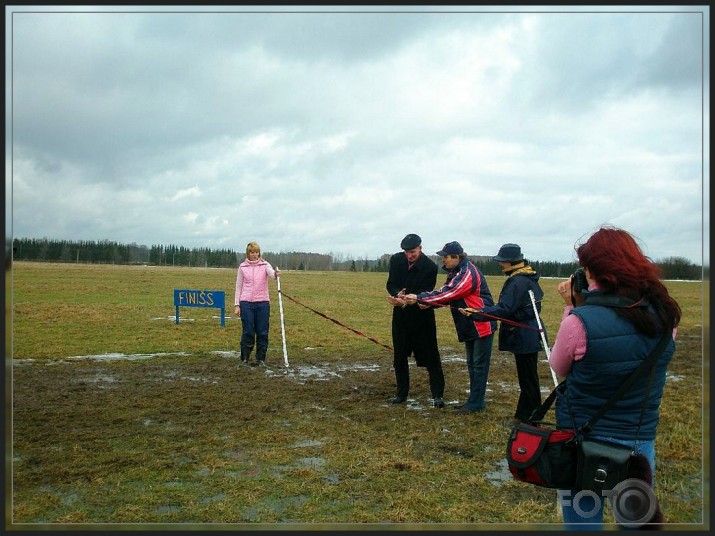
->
[[7, 262, 708, 530]]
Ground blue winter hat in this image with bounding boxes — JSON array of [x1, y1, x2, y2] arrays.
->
[[493, 243, 523, 262], [436, 241, 464, 256]]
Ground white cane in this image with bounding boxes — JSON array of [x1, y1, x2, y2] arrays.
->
[[528, 289, 558, 387], [277, 273, 289, 368]]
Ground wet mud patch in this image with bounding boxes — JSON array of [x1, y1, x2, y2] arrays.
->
[[10, 340, 704, 524]]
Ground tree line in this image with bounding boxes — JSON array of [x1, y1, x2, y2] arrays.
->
[[8, 237, 704, 280]]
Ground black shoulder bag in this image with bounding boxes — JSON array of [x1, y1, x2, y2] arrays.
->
[[571, 332, 671, 494]]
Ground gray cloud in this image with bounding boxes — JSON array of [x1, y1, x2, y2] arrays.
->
[[8, 6, 708, 264]]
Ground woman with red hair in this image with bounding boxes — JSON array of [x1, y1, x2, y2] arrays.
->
[[550, 226, 681, 529]]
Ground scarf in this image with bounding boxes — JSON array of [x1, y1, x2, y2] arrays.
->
[[504, 264, 537, 278]]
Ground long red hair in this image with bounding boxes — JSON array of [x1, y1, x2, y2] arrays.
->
[[576, 226, 681, 335]]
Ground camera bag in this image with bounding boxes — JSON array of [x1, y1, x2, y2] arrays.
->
[[508, 331, 670, 492], [569, 331, 671, 493]]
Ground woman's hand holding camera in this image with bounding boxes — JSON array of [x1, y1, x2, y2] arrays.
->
[[557, 280, 572, 305], [559, 271, 587, 307]]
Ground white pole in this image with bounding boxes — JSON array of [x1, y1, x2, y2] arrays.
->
[[528, 289, 558, 387], [277, 273, 289, 368]]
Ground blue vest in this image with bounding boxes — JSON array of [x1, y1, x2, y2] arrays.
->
[[555, 303, 674, 440]]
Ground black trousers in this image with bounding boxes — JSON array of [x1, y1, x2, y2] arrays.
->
[[513, 352, 542, 421], [394, 354, 445, 399]]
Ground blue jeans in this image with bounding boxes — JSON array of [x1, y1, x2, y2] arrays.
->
[[239, 301, 270, 354], [559, 436, 656, 530], [463, 335, 494, 411]]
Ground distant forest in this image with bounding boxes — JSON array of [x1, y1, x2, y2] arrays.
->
[[8, 237, 704, 280]]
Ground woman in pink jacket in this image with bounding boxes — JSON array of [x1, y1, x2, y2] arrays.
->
[[234, 242, 280, 366]]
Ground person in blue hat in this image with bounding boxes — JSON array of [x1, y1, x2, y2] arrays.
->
[[385, 233, 445, 408], [459, 243, 545, 424], [404, 241, 496, 415]]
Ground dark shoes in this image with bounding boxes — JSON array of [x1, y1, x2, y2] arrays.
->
[[239, 359, 267, 368], [433, 397, 445, 408]]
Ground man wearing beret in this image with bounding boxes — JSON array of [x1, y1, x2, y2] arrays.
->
[[385, 234, 445, 408]]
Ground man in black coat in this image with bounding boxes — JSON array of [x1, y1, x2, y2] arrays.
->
[[385, 234, 445, 408]]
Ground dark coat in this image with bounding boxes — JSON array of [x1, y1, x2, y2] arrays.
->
[[386, 251, 440, 365], [476, 268, 544, 353]]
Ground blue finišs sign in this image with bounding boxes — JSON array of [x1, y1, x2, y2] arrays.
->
[[174, 289, 226, 327]]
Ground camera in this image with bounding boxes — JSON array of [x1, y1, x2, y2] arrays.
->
[[572, 267, 589, 294]]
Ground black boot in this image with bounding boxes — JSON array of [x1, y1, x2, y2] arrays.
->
[[256, 348, 267, 366], [240, 345, 253, 364]]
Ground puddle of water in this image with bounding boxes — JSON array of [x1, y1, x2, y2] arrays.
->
[[440, 354, 465, 364], [275, 495, 310, 522], [64, 352, 189, 362], [291, 439, 324, 448], [155, 369, 217, 384], [271, 456, 327, 476], [200, 493, 225, 504], [212, 350, 241, 358], [222, 450, 245, 460], [494, 381, 520, 392], [179, 376, 219, 384], [167, 316, 194, 323], [298, 457, 326, 469], [323, 473, 340, 484], [61, 491, 80, 506], [484, 458, 514, 487], [294, 365, 341, 379], [241, 506, 260, 522], [335, 363, 381, 372], [264, 365, 341, 384], [72, 374, 120, 388]]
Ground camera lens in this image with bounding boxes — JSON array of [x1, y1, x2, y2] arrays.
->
[[609, 478, 658, 528]]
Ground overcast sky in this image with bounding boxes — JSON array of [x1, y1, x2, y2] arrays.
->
[[6, 5, 710, 264]]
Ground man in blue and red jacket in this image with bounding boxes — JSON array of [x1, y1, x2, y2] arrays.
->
[[405, 241, 496, 414]]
